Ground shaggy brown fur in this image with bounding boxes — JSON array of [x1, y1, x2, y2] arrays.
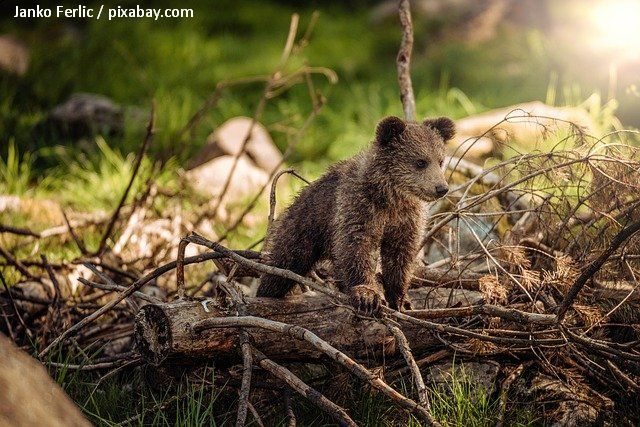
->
[[257, 116, 455, 312]]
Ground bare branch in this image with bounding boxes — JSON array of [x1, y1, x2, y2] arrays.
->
[[96, 104, 155, 255], [397, 0, 416, 121], [251, 346, 357, 427]]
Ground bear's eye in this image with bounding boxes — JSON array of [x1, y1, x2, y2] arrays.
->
[[415, 159, 429, 169], [439, 160, 444, 168]]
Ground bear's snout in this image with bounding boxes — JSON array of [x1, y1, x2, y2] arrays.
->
[[435, 184, 449, 198]]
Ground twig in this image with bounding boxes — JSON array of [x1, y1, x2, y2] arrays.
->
[[557, 218, 640, 322], [247, 401, 265, 427], [236, 334, 253, 427], [406, 304, 555, 324], [0, 288, 50, 305], [0, 224, 40, 238], [559, 324, 640, 362], [0, 271, 33, 338], [397, 0, 416, 121], [284, 389, 296, 427], [185, 233, 342, 299], [388, 349, 450, 382], [89, 358, 143, 396], [250, 346, 357, 427], [176, 237, 189, 299], [384, 320, 433, 418], [606, 360, 640, 391], [294, 10, 320, 53], [41, 255, 62, 307], [268, 168, 309, 231], [82, 262, 141, 312], [95, 104, 154, 255], [220, 272, 254, 427], [47, 357, 141, 371], [77, 278, 160, 304], [1, 304, 16, 341], [0, 245, 36, 281], [61, 208, 88, 255], [394, 310, 562, 346]]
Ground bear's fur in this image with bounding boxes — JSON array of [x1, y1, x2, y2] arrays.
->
[[257, 116, 455, 312]]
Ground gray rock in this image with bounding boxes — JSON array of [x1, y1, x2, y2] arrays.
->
[[47, 93, 146, 138], [425, 216, 499, 266], [103, 337, 133, 357], [11, 281, 53, 315]]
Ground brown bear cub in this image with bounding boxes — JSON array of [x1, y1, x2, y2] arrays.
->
[[257, 116, 455, 313]]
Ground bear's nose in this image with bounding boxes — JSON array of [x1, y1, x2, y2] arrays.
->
[[435, 185, 449, 197]]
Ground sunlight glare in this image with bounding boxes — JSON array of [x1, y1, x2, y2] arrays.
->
[[590, 0, 640, 56]]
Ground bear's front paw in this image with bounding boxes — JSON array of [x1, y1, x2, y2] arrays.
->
[[387, 296, 412, 311], [350, 285, 386, 315]]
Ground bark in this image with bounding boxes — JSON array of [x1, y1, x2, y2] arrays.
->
[[135, 287, 483, 365]]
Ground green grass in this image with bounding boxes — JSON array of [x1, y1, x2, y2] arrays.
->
[[427, 363, 538, 427], [57, 366, 226, 426], [0, 140, 46, 196], [45, 350, 542, 426]]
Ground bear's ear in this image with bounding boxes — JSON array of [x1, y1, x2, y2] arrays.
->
[[376, 116, 406, 146], [424, 117, 456, 141]]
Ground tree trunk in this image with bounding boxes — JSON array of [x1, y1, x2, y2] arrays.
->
[[135, 287, 483, 365]]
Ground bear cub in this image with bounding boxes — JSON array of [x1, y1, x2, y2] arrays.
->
[[257, 116, 455, 313]]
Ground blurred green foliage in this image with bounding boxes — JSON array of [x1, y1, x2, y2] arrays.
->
[[1, 0, 559, 165]]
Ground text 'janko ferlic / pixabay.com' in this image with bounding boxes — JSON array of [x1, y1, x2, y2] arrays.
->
[[13, 5, 195, 21]]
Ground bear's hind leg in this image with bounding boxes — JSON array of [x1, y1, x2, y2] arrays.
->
[[256, 240, 321, 298]]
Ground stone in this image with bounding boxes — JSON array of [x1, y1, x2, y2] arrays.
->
[[47, 93, 146, 138], [451, 101, 597, 159], [190, 117, 282, 172], [185, 154, 270, 206], [49, 93, 124, 136], [0, 35, 29, 76]]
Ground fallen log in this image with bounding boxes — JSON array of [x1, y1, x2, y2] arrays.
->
[[135, 287, 483, 365]]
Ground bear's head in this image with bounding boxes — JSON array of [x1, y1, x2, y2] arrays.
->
[[373, 115, 454, 201]]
